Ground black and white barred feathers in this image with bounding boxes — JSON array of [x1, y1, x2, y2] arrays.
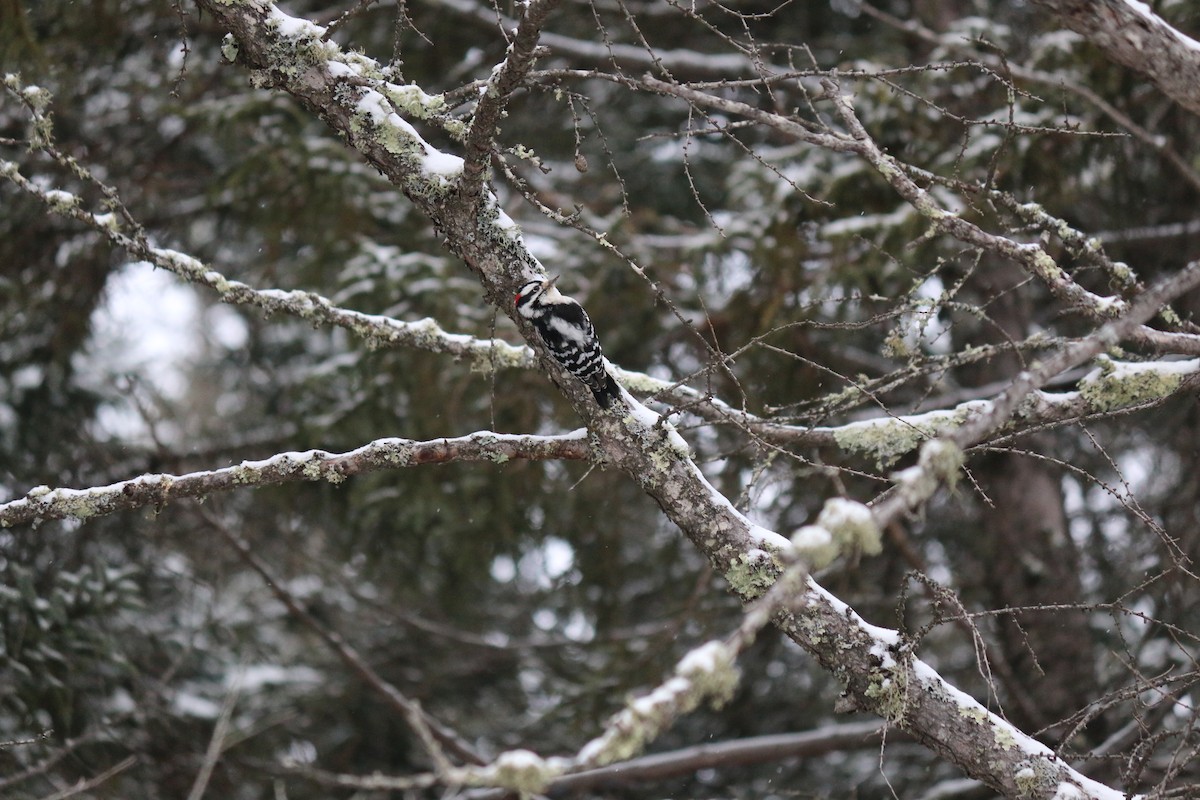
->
[[514, 276, 621, 408]]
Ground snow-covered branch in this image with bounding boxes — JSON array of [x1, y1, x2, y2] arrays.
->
[[811, 356, 1200, 466], [69, 3, 1195, 796], [0, 431, 588, 528], [0, 158, 533, 371], [1031, 0, 1200, 118], [635, 355, 1200, 466], [867, 261, 1200, 531]]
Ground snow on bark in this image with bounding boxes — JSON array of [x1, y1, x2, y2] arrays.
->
[[1031, 0, 1200, 117], [0, 432, 589, 527], [135, 4, 1191, 796]]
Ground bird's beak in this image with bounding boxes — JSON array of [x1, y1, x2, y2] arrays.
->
[[546, 275, 560, 289]]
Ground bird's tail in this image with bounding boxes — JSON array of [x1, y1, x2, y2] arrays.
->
[[591, 372, 622, 409]]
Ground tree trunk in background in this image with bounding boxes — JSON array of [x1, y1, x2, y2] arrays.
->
[[961, 260, 1099, 737], [975, 447, 1097, 736]]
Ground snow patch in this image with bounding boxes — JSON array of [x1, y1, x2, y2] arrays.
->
[[1121, 0, 1200, 52], [747, 523, 793, 551], [268, 7, 327, 40], [423, 149, 464, 178], [676, 640, 724, 676]]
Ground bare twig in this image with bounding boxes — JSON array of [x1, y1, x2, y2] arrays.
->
[[35, 757, 138, 800], [186, 677, 241, 800]]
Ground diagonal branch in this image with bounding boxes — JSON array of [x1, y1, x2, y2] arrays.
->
[[35, 756, 138, 800], [136, 4, 1199, 797], [1030, 0, 1200, 118], [186, 678, 240, 800]]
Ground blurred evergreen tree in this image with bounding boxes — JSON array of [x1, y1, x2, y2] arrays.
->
[[2, 0, 1199, 797]]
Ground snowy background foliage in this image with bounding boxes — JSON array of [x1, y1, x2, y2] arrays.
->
[[3, 1, 1200, 798]]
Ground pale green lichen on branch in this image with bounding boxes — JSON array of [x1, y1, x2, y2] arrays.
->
[[821, 498, 881, 557], [467, 340, 533, 374], [1079, 356, 1188, 413], [864, 661, 909, 724], [959, 705, 989, 723], [790, 497, 881, 569], [21, 488, 97, 522], [993, 723, 1018, 751], [220, 34, 239, 62], [576, 641, 741, 769], [228, 464, 258, 485], [832, 402, 983, 468], [722, 550, 779, 600], [890, 438, 963, 508], [919, 438, 963, 487], [382, 83, 448, 121], [473, 749, 560, 795], [1029, 248, 1065, 281], [676, 641, 740, 710]]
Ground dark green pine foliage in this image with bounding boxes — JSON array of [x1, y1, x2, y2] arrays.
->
[[2, 0, 1200, 797]]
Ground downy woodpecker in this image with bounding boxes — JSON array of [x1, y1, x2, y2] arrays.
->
[[515, 276, 621, 408]]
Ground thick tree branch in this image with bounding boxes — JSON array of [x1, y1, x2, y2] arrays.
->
[[1031, 0, 1200, 118], [0, 432, 588, 528], [134, 4, 1200, 796], [188, 0, 778, 577]]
